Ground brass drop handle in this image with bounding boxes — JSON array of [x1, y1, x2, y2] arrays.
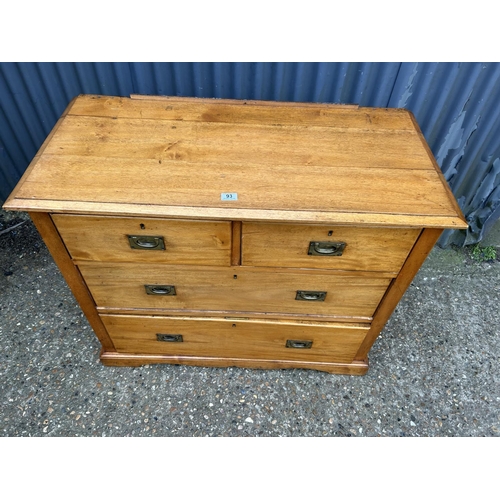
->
[[156, 334, 183, 342], [295, 290, 327, 301], [300, 292, 322, 300], [286, 340, 313, 349], [136, 238, 159, 248], [128, 235, 165, 250], [144, 285, 176, 295], [308, 241, 346, 256]]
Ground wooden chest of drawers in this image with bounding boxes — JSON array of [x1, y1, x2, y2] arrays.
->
[[3, 94, 468, 375]]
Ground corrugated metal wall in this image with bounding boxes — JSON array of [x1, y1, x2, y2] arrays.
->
[[1, 62, 499, 247]]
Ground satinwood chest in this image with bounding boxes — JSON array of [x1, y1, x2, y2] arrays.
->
[[3, 94, 468, 375]]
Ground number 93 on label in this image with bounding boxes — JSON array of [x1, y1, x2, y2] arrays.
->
[[221, 193, 238, 201]]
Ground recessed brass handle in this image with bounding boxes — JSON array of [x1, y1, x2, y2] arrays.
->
[[295, 290, 327, 301], [156, 334, 183, 342], [145, 285, 176, 295], [128, 235, 165, 250], [286, 340, 313, 349], [308, 241, 346, 256]]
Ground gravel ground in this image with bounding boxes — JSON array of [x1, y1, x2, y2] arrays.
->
[[1, 209, 499, 437]]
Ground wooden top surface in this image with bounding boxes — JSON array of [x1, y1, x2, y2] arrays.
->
[[4, 94, 467, 228]]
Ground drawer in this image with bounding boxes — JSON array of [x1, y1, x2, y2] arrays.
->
[[52, 214, 232, 266], [100, 314, 370, 364], [242, 223, 420, 272], [79, 263, 392, 319]]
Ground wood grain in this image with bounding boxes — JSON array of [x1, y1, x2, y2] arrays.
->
[[94, 307, 373, 323], [7, 198, 469, 229], [69, 94, 414, 129], [78, 263, 391, 318], [129, 93, 362, 109], [100, 314, 370, 364], [231, 221, 242, 266], [28, 212, 115, 351], [242, 223, 420, 272], [52, 214, 231, 266], [12, 155, 461, 218], [39, 115, 431, 169], [99, 350, 369, 375]]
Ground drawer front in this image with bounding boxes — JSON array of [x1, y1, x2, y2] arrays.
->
[[80, 263, 391, 319], [242, 223, 420, 272], [52, 215, 232, 266], [101, 314, 370, 364]]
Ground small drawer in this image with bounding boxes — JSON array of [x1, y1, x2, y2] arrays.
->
[[79, 263, 392, 319], [100, 314, 370, 364], [242, 223, 420, 273], [52, 215, 232, 266]]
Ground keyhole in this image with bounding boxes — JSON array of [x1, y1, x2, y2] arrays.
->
[[232, 324, 236, 328], [328, 230, 333, 236], [233, 275, 238, 279], [140, 224, 146, 230]]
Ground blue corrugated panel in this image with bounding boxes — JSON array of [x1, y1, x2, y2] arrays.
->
[[389, 62, 500, 246], [1, 62, 499, 246], [0, 62, 132, 199]]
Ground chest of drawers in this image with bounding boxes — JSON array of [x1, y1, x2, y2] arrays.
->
[[3, 94, 467, 375]]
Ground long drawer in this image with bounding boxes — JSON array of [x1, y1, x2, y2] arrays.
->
[[79, 263, 392, 319], [242, 223, 420, 272], [52, 214, 232, 266], [100, 314, 370, 364]]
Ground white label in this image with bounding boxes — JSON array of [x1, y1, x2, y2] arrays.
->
[[221, 192, 238, 201]]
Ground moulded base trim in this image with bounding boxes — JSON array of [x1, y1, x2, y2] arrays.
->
[[99, 349, 369, 375]]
